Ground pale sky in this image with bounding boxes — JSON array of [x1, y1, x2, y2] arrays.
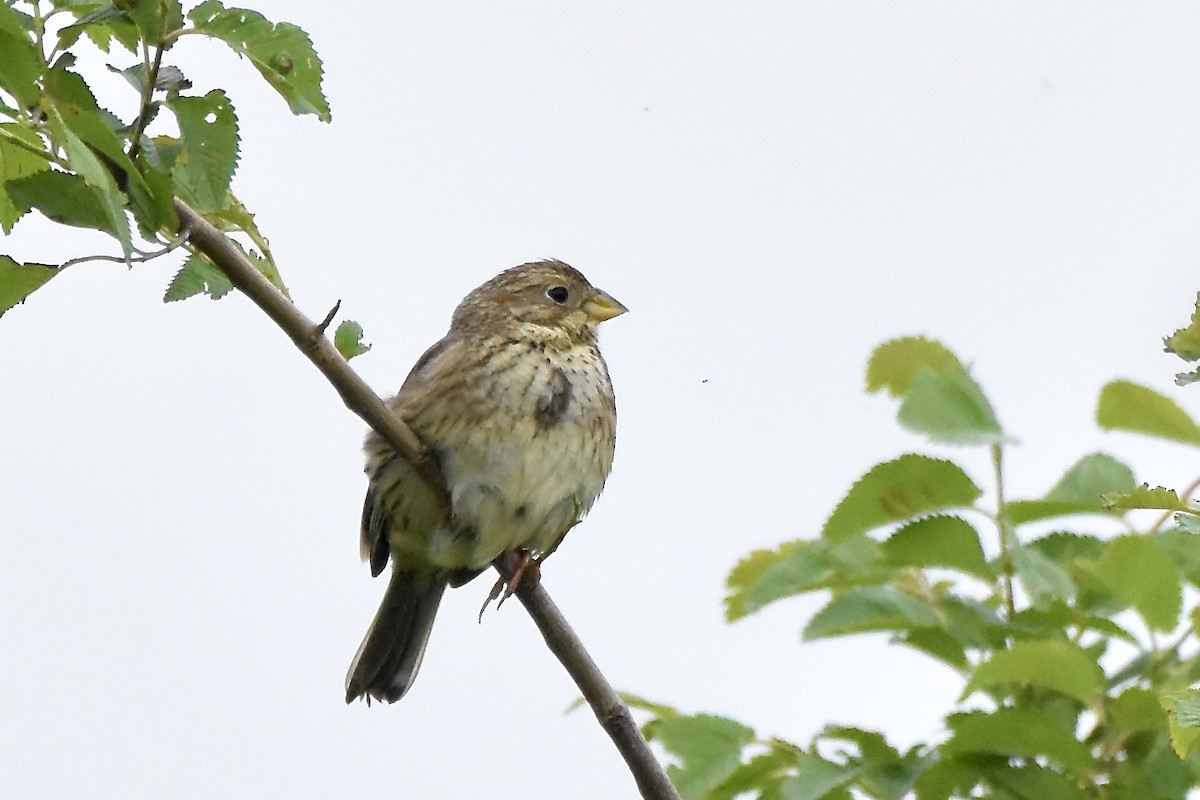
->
[[4, 2, 1200, 797]]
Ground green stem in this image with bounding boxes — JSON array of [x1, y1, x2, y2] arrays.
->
[[126, 43, 164, 163], [991, 443, 1016, 619]]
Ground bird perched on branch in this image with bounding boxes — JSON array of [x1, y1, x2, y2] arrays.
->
[[345, 260, 626, 704]]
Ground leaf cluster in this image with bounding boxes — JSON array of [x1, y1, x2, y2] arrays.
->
[[640, 337, 1200, 799], [0, 0, 340, 324]]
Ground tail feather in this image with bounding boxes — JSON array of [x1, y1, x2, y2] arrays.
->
[[345, 570, 447, 704]]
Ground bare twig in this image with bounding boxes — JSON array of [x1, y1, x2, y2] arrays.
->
[[496, 552, 681, 800], [58, 226, 192, 271], [172, 198, 677, 800]]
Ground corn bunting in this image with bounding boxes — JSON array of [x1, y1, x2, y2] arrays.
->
[[345, 260, 626, 704]]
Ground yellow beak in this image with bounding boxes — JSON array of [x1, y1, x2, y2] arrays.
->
[[583, 289, 628, 323]]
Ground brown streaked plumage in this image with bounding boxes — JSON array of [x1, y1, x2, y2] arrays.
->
[[345, 260, 626, 704]]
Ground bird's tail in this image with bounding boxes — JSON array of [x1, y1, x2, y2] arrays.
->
[[345, 570, 447, 704]]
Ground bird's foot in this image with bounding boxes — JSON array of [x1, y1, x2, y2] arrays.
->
[[477, 550, 541, 621]]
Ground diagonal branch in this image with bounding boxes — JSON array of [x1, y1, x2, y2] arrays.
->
[[172, 198, 679, 800]]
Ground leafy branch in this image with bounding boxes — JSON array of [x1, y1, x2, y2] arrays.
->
[[0, 2, 678, 797]]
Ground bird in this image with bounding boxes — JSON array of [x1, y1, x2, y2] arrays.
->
[[345, 259, 626, 704]]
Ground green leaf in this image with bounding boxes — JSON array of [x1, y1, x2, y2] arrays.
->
[[966, 640, 1105, 705], [1009, 535, 1075, 609], [333, 319, 372, 360], [881, 515, 990, 579], [1047, 452, 1136, 503], [0, 255, 57, 317], [7, 169, 115, 231], [823, 455, 981, 542], [1157, 528, 1200, 587], [980, 763, 1092, 800], [901, 628, 967, 669], [1007, 453, 1136, 524], [188, 1, 330, 122], [896, 366, 1005, 445], [1109, 687, 1166, 734], [1165, 690, 1200, 758], [59, 127, 131, 255], [804, 586, 937, 640], [0, 124, 50, 232], [1165, 293, 1200, 361], [1097, 380, 1200, 446], [120, 0, 183, 45], [167, 90, 239, 212], [709, 752, 795, 800], [725, 537, 885, 621], [866, 337, 963, 397], [1094, 535, 1181, 632], [613, 692, 681, 721], [0, 26, 44, 107], [653, 714, 755, 800], [943, 707, 1092, 771], [778, 755, 859, 800], [164, 253, 233, 301], [1103, 485, 1194, 513]]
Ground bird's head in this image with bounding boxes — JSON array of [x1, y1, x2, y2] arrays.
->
[[451, 260, 627, 346]]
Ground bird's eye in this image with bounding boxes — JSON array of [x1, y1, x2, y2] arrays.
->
[[546, 285, 569, 304]]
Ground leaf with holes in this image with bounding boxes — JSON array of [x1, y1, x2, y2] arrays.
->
[[188, 1, 330, 122], [168, 91, 239, 212]]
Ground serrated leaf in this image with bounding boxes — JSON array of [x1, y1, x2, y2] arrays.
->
[[1109, 687, 1166, 734], [726, 545, 798, 621], [164, 252, 233, 301], [1007, 453, 1136, 524], [0, 255, 57, 317], [122, 0, 183, 45], [709, 752, 796, 800], [1009, 535, 1075, 609], [0, 27, 44, 107], [897, 366, 1005, 445], [0, 3, 33, 38], [1165, 293, 1200, 361], [1167, 526, 1200, 587], [902, 628, 967, 668], [964, 640, 1104, 705], [1097, 380, 1200, 446], [803, 586, 938, 640], [1103, 485, 1194, 513], [188, 1, 330, 122], [866, 337, 963, 397], [1094, 535, 1181, 632], [0, 124, 50, 232], [881, 515, 990, 579], [167, 90, 238, 212], [1165, 690, 1200, 758], [727, 536, 890, 621], [59, 127, 131, 255], [944, 708, 1092, 771], [823, 454, 981, 542], [778, 756, 860, 800], [980, 763, 1092, 800], [333, 319, 371, 360], [7, 169, 115, 231], [653, 714, 755, 800]]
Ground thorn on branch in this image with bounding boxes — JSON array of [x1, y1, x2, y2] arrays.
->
[[315, 300, 341, 337]]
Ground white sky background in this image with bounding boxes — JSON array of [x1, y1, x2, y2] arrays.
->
[[3, 1, 1200, 797]]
